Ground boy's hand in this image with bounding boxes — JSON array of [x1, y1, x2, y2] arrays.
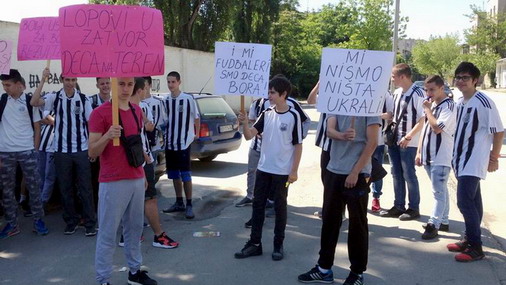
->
[[422, 99, 432, 110], [488, 156, 499, 172], [344, 172, 358, 188], [237, 111, 247, 124], [105, 125, 122, 140], [288, 171, 298, 184], [415, 153, 422, 166], [42, 68, 50, 82], [343, 128, 355, 141]]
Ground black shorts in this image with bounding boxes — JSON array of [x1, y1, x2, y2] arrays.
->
[[165, 146, 191, 172]]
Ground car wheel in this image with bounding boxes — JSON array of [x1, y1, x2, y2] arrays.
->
[[198, 155, 218, 162]]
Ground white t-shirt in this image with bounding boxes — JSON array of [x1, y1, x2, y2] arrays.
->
[[254, 106, 303, 175], [392, 84, 425, 147], [142, 95, 166, 152], [420, 98, 457, 167], [162, 92, 200, 151], [377, 92, 394, 147], [0, 93, 41, 152], [452, 92, 504, 179]]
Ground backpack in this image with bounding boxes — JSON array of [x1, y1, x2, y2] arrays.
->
[[0, 93, 35, 130]]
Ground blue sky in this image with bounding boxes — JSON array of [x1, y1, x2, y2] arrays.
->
[[0, 0, 486, 41]]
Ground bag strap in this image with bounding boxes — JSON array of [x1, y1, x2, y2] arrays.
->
[[394, 87, 417, 124], [118, 103, 141, 139], [0, 93, 8, 122], [25, 94, 34, 130]]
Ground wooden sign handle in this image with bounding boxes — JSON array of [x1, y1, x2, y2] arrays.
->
[[240, 95, 245, 113], [111, 78, 120, 146], [44, 60, 51, 83], [350, 116, 355, 129]]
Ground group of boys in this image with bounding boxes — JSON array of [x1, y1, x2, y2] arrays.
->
[[0, 68, 203, 285], [231, 62, 503, 285]]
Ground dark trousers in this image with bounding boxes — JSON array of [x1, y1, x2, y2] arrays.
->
[[250, 170, 288, 247], [320, 150, 330, 183], [318, 171, 369, 274], [456, 176, 483, 247], [54, 151, 96, 228]]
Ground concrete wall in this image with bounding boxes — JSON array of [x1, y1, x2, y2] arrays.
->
[[0, 20, 254, 112]]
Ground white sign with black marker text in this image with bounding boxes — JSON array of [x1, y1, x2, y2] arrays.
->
[[214, 42, 272, 97], [317, 48, 394, 116]]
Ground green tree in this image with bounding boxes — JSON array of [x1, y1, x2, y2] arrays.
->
[[232, 0, 281, 43], [411, 35, 462, 79]]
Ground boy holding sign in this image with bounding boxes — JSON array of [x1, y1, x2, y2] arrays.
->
[[298, 114, 380, 284], [88, 77, 158, 285], [234, 76, 303, 261], [31, 68, 97, 236]]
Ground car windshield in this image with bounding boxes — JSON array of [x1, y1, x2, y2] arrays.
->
[[197, 97, 235, 118]]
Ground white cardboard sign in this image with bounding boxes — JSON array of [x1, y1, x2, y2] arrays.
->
[[317, 48, 394, 116], [214, 42, 272, 97]]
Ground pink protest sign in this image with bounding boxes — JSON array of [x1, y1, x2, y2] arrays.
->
[[0, 40, 12, 75], [59, 4, 165, 77], [17, 17, 60, 61]]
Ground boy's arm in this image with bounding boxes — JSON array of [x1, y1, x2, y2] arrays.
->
[[422, 100, 443, 134], [238, 111, 258, 140], [415, 123, 424, 166], [489, 131, 504, 172], [326, 116, 355, 141], [33, 121, 41, 150], [399, 117, 424, 148], [345, 123, 379, 188], [288, 143, 302, 183], [31, 68, 50, 107], [307, 81, 319, 105]]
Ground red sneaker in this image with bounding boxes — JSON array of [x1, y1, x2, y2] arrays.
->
[[455, 245, 484, 262], [447, 240, 468, 252], [153, 232, 179, 249], [371, 198, 381, 212]]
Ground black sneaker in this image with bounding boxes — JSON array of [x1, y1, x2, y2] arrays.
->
[[127, 269, 157, 285], [235, 197, 253, 207], [85, 226, 97, 237], [64, 224, 78, 235], [343, 271, 364, 285], [244, 219, 252, 228], [297, 265, 334, 283], [422, 223, 438, 240], [272, 245, 284, 261], [185, 205, 195, 219], [234, 241, 262, 259], [399, 209, 420, 221], [379, 207, 405, 218], [162, 202, 185, 213], [423, 223, 449, 232]]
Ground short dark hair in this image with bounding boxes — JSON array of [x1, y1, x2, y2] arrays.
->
[[0, 69, 23, 83], [143, 76, 152, 85], [393, 63, 412, 78], [268, 76, 291, 98], [425, 75, 445, 87], [96, 77, 110, 82], [132, 77, 146, 96], [167, 71, 180, 81], [454, 62, 481, 80]]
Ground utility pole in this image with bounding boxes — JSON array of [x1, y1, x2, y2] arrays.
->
[[391, 0, 400, 93]]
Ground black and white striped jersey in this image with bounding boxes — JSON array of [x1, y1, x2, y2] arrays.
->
[[140, 101, 153, 161], [420, 98, 456, 167], [392, 84, 426, 147], [89, 94, 108, 109], [162, 92, 200, 151], [315, 113, 331, 152], [43, 89, 92, 153], [142, 95, 166, 151], [248, 98, 264, 152], [39, 110, 55, 152], [452, 92, 504, 179]]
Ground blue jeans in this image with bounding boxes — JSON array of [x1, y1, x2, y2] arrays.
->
[[371, 145, 385, 199], [38, 151, 56, 203], [424, 165, 450, 228], [456, 176, 483, 246], [388, 145, 420, 211]]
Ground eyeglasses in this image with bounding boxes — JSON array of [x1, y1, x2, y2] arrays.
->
[[455, 75, 472, 82]]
